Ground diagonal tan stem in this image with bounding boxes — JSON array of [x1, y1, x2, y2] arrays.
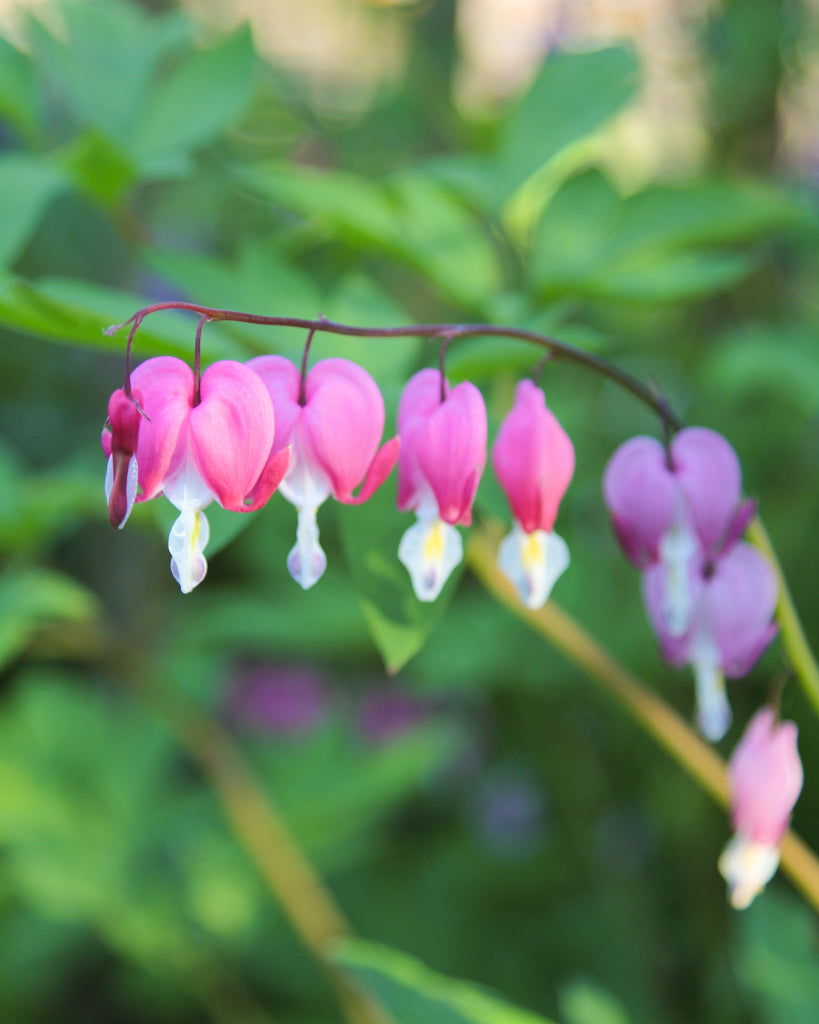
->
[[129, 676, 392, 1024], [467, 524, 819, 915]]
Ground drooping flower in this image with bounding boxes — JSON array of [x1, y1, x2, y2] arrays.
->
[[718, 707, 802, 909], [103, 387, 143, 529], [643, 542, 778, 740], [492, 379, 574, 609], [102, 356, 289, 593], [396, 368, 487, 601], [603, 428, 743, 636], [248, 355, 399, 589]]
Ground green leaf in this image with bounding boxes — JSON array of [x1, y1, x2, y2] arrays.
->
[[0, 442, 100, 555], [0, 37, 38, 140], [0, 154, 66, 268], [337, 486, 462, 674], [733, 890, 819, 1024], [0, 570, 99, 671], [529, 171, 797, 304], [497, 47, 640, 205], [333, 939, 559, 1024], [702, 325, 819, 416], [26, 0, 174, 141], [0, 275, 246, 360], [133, 26, 257, 173], [559, 978, 632, 1024], [56, 129, 138, 205], [242, 163, 501, 310]]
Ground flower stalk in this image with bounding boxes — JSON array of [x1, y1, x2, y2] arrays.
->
[[466, 522, 819, 914]]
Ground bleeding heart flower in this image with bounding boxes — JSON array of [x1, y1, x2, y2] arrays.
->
[[103, 387, 143, 529], [643, 541, 778, 740], [396, 368, 487, 601], [102, 356, 289, 593], [492, 379, 575, 608], [604, 427, 744, 636], [248, 355, 399, 589], [718, 706, 802, 909]]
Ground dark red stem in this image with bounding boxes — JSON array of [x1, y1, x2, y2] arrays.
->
[[109, 301, 684, 430], [298, 327, 316, 406], [193, 316, 208, 407]]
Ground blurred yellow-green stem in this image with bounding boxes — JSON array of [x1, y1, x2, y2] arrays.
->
[[132, 678, 392, 1024], [467, 524, 819, 915], [746, 517, 819, 717]]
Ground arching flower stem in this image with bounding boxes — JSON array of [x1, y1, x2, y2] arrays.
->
[[193, 315, 209, 408], [106, 301, 684, 431], [298, 327, 317, 407]]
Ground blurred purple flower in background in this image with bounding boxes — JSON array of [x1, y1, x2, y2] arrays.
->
[[357, 687, 431, 744], [225, 663, 329, 737]]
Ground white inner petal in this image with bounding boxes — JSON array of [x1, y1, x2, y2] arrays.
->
[[497, 523, 570, 610], [162, 447, 215, 594], [718, 833, 781, 910], [398, 514, 463, 602], [169, 507, 211, 595], [659, 508, 698, 637], [690, 621, 732, 741], [287, 506, 327, 590], [104, 453, 139, 530], [279, 439, 332, 510]]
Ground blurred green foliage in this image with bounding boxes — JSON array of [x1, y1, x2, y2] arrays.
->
[[1, 0, 819, 1022]]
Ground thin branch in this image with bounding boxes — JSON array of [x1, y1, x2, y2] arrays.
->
[[106, 301, 683, 430]]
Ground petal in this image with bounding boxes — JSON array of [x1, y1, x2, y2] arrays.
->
[[246, 354, 301, 452], [396, 369, 449, 513], [729, 708, 803, 843], [718, 833, 781, 910], [497, 523, 570, 609], [337, 437, 400, 505], [657, 512, 699, 636], [689, 621, 732, 741], [286, 506, 328, 590], [189, 361, 276, 509], [603, 436, 678, 567], [105, 451, 139, 529], [642, 560, 705, 666], [492, 380, 575, 533], [703, 543, 779, 677], [130, 357, 194, 501], [398, 514, 463, 602], [169, 507, 210, 594], [414, 380, 487, 525], [671, 428, 742, 554], [301, 359, 393, 501]]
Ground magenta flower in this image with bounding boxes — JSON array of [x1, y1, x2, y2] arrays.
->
[[103, 387, 143, 529], [248, 355, 399, 589], [718, 707, 802, 908], [643, 542, 778, 740], [492, 379, 575, 608], [396, 368, 487, 601], [102, 356, 289, 593], [604, 428, 743, 636]]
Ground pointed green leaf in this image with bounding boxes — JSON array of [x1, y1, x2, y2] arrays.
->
[[333, 939, 559, 1024]]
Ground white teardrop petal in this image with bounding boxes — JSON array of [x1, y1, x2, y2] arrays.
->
[[398, 515, 463, 602], [168, 507, 210, 594], [497, 524, 570, 610], [286, 506, 327, 590]]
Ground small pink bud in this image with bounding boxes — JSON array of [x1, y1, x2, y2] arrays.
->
[[719, 707, 802, 908], [491, 380, 575, 608], [492, 380, 575, 534], [395, 369, 487, 601], [102, 388, 143, 529]]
